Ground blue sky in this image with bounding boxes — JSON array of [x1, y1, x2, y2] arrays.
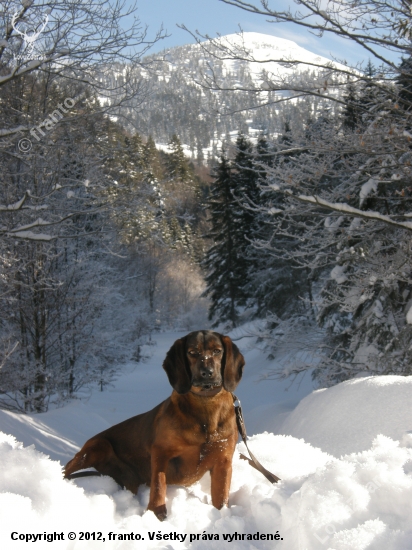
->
[[129, 0, 392, 68]]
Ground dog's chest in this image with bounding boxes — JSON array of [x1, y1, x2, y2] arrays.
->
[[198, 428, 232, 461], [185, 407, 235, 444], [172, 425, 235, 482], [199, 420, 228, 443]]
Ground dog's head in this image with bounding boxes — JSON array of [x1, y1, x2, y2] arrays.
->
[[162, 330, 245, 394]]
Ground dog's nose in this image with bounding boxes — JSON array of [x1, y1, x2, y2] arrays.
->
[[200, 360, 213, 378]]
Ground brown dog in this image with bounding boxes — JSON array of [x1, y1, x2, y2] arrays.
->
[[64, 330, 245, 520]]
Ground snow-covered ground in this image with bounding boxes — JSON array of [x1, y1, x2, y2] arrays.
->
[[1, 331, 411, 549]]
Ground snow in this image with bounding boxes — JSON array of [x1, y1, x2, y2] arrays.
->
[[151, 32, 352, 165], [280, 376, 412, 456], [0, 125, 28, 137], [208, 32, 350, 83], [9, 230, 53, 241], [10, 217, 50, 232], [267, 207, 282, 215], [156, 142, 194, 159], [330, 265, 348, 284], [293, 192, 412, 232], [406, 304, 412, 324], [324, 216, 344, 231], [0, 193, 27, 211], [359, 178, 377, 207], [1, 331, 412, 548], [348, 217, 362, 233]]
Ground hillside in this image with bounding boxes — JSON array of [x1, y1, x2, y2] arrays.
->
[[110, 32, 349, 161]]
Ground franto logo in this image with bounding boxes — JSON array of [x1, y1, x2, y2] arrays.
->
[[29, 97, 76, 142], [11, 8, 49, 59], [17, 93, 86, 153]]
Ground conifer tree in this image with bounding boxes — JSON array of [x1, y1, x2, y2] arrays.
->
[[255, 133, 273, 176], [127, 133, 145, 172], [167, 134, 190, 183], [169, 217, 183, 249], [342, 82, 361, 131], [397, 56, 412, 111], [182, 222, 195, 259], [231, 133, 261, 296], [249, 131, 310, 318], [143, 135, 163, 180], [356, 60, 383, 126], [280, 121, 293, 147], [202, 151, 246, 328]]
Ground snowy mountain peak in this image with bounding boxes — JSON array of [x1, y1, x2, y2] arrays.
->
[[201, 31, 347, 76], [122, 31, 350, 159], [209, 31, 324, 60]]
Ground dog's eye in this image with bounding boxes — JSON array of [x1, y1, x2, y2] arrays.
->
[[213, 349, 222, 355], [188, 350, 199, 356]]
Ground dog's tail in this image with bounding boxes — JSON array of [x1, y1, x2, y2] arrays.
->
[[64, 437, 113, 479]]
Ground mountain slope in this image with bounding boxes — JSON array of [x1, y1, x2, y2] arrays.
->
[[115, 32, 348, 159], [195, 31, 348, 83]]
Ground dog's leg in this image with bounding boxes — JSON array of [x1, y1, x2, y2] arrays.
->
[[147, 447, 170, 521], [210, 456, 232, 509], [64, 437, 141, 493]]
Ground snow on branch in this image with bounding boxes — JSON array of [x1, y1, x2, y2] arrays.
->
[[3, 213, 77, 241], [0, 193, 49, 212], [0, 126, 30, 137], [9, 230, 53, 241], [0, 211, 89, 241], [0, 192, 28, 211], [8, 217, 60, 233], [4, 228, 102, 242], [285, 191, 412, 232]]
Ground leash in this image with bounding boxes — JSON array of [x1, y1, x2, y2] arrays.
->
[[232, 393, 281, 484]]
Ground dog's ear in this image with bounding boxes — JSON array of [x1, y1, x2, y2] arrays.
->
[[162, 337, 192, 394], [220, 335, 245, 392]]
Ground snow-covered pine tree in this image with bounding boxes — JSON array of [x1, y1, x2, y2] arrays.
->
[[396, 56, 412, 111], [231, 133, 262, 301], [342, 82, 361, 131], [247, 129, 312, 320], [202, 151, 246, 328], [169, 217, 183, 250], [143, 136, 164, 181], [167, 134, 191, 183], [313, 58, 412, 385]]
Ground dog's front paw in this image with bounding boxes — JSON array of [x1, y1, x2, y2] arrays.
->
[[148, 503, 167, 521]]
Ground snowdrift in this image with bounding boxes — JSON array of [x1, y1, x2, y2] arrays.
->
[[1, 375, 412, 549], [281, 375, 412, 456]]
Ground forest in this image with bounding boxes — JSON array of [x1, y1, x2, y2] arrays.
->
[[1, 0, 412, 413]]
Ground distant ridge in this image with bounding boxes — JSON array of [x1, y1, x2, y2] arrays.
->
[[168, 31, 350, 85], [114, 31, 350, 162]]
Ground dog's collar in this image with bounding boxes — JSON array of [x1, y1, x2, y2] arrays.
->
[[190, 385, 223, 397]]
